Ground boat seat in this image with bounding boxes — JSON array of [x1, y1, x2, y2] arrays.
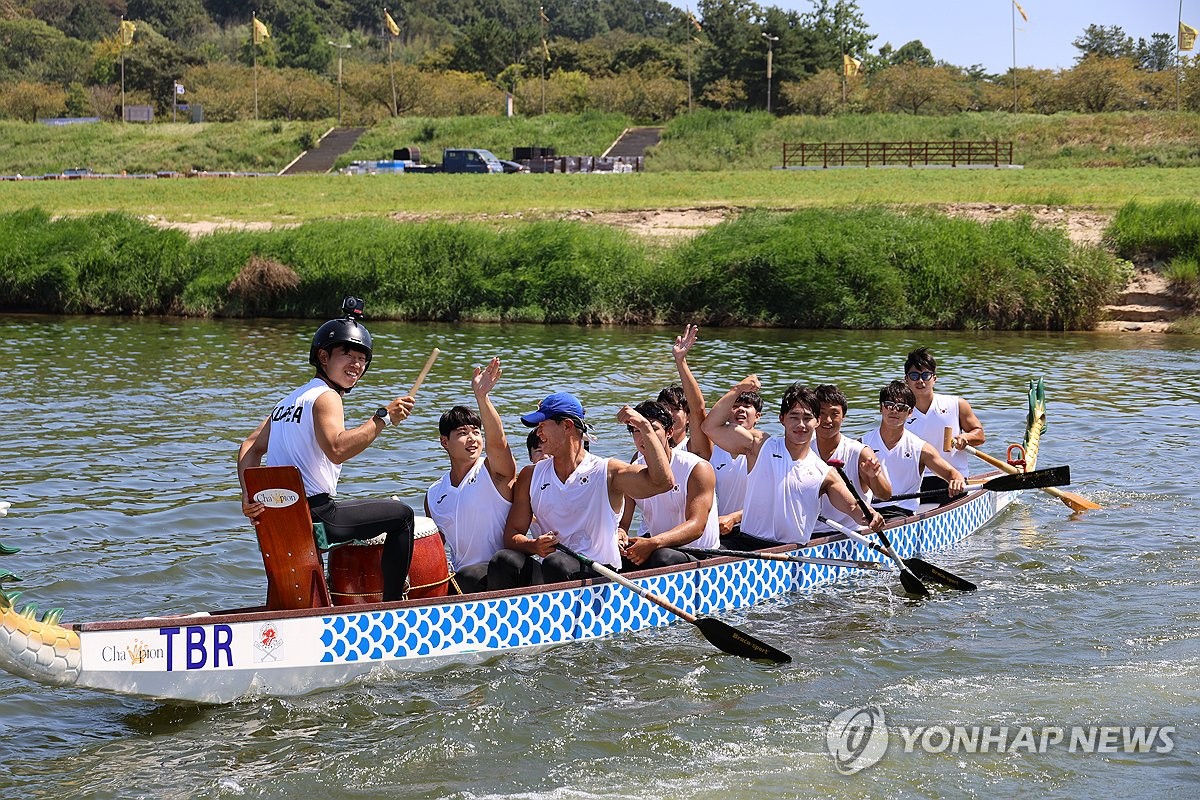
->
[[243, 465, 332, 610]]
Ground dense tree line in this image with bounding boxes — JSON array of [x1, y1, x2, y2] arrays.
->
[[0, 0, 1195, 123]]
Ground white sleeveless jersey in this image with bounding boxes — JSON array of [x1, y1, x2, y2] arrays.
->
[[426, 458, 511, 570], [906, 392, 970, 477], [811, 436, 872, 532], [634, 449, 719, 549], [265, 378, 341, 497], [530, 452, 622, 568], [741, 436, 831, 545], [710, 444, 749, 517], [861, 428, 925, 513]]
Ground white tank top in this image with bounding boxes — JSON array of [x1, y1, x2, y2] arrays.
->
[[530, 452, 622, 568], [265, 378, 341, 497], [811, 436, 872, 531], [861, 428, 925, 513], [710, 444, 749, 517], [426, 458, 511, 570], [906, 392, 970, 476], [634, 449, 720, 549], [741, 436, 830, 545]]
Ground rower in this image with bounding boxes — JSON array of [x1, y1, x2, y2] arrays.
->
[[424, 357, 517, 594], [811, 384, 891, 532], [702, 377, 883, 550], [489, 392, 673, 587], [237, 297, 416, 602], [901, 347, 985, 503], [861, 380, 967, 519], [616, 400, 719, 569]]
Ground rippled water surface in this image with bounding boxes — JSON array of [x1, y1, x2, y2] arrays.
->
[[1, 316, 1197, 799]]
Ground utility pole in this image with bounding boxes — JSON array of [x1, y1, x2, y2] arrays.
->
[[328, 41, 351, 126], [762, 33, 779, 114]]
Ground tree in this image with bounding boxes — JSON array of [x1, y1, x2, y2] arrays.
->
[[1135, 33, 1174, 71], [127, 0, 210, 41], [867, 62, 968, 114], [275, 9, 332, 73], [779, 68, 843, 115], [1058, 55, 1137, 111], [0, 80, 68, 121], [891, 39, 934, 67], [701, 76, 746, 109], [1072, 24, 1134, 61], [800, 0, 875, 73]]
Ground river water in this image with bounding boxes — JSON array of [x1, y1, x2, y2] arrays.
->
[[0, 316, 1197, 799]]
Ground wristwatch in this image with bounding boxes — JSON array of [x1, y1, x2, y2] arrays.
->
[[375, 406, 390, 427]]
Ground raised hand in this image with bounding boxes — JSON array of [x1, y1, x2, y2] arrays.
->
[[673, 324, 699, 362], [472, 356, 502, 397]]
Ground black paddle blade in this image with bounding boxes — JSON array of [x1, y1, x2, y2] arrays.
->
[[904, 557, 977, 592], [898, 568, 931, 598], [983, 465, 1070, 493], [694, 617, 792, 663]]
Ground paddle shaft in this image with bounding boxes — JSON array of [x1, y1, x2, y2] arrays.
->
[[959, 441, 1099, 512], [678, 546, 889, 571], [554, 543, 791, 662], [825, 460, 917, 582]]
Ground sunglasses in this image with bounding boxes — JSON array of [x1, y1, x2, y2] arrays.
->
[[882, 401, 913, 413], [906, 371, 934, 382]]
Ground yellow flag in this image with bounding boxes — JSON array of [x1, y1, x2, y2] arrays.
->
[[687, 7, 702, 31], [119, 18, 136, 47], [542, 38, 550, 61], [253, 16, 270, 45], [1013, 1, 1028, 23], [540, 6, 549, 23], [385, 9, 400, 37], [843, 54, 861, 77], [1181, 21, 1198, 51]]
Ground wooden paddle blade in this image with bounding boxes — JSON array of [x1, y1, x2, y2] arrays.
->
[[1049, 487, 1102, 511], [983, 466, 1070, 492], [694, 617, 792, 663], [904, 557, 977, 592]]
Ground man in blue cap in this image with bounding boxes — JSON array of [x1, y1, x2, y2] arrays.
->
[[487, 392, 674, 587]]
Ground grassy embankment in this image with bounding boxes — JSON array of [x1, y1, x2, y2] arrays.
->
[[0, 206, 1127, 330], [1106, 199, 1200, 332]]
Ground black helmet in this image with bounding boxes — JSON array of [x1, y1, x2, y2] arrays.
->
[[309, 296, 372, 371]]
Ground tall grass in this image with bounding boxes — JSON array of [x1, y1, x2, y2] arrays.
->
[[1106, 199, 1200, 262], [0, 207, 1127, 330]]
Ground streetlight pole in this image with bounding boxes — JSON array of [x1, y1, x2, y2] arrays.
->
[[328, 41, 351, 126], [762, 33, 779, 114]]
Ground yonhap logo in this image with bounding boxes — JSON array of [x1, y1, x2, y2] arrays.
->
[[827, 704, 889, 775]]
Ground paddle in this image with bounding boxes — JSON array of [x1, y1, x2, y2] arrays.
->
[[946, 429, 1100, 512], [677, 546, 889, 572], [818, 516, 978, 593], [887, 465, 1071, 502], [554, 542, 792, 664], [824, 459, 931, 597]]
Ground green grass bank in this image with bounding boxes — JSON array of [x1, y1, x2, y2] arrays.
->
[[0, 207, 1128, 330]]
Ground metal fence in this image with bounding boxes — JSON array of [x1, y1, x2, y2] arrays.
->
[[781, 141, 1015, 169]]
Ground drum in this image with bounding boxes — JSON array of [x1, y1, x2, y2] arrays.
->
[[326, 516, 452, 605], [328, 532, 386, 606], [407, 516, 453, 600]]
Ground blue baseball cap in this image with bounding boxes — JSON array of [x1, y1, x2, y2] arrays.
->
[[521, 392, 586, 427]]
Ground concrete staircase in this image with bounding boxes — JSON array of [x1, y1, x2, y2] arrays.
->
[[1099, 269, 1188, 331], [603, 127, 663, 158], [280, 126, 367, 175]]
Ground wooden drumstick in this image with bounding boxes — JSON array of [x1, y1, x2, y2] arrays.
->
[[408, 348, 440, 397]]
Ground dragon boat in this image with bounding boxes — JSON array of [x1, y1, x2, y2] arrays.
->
[[0, 382, 1049, 705]]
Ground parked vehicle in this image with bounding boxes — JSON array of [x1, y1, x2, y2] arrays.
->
[[441, 148, 504, 173]]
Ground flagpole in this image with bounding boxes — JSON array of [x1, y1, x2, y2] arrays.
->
[[540, 7, 547, 115], [1179, 0, 1185, 112], [1012, 1, 1017, 112], [839, 1, 846, 104], [253, 13, 259, 121], [120, 15, 126, 122]]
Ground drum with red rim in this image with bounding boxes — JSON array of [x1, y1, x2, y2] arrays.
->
[[327, 516, 451, 605]]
